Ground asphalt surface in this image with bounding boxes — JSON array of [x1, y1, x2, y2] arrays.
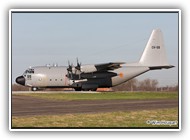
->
[[12, 95, 178, 116]]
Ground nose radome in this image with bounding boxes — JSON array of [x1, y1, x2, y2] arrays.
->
[[16, 76, 25, 86]]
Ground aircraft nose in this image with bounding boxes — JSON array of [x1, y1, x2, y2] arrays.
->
[[16, 76, 25, 86]]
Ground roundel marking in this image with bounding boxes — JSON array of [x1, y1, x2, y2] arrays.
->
[[119, 72, 124, 78]]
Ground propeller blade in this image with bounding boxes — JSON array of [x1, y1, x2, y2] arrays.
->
[[77, 57, 79, 64], [67, 60, 72, 72], [75, 57, 81, 70]]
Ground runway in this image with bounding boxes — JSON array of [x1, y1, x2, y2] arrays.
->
[[12, 95, 178, 116], [12, 91, 100, 94]]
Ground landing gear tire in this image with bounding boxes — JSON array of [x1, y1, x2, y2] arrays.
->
[[32, 87, 37, 91], [74, 88, 82, 91], [83, 89, 89, 91], [91, 88, 97, 91]]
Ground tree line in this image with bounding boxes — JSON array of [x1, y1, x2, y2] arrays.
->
[[112, 78, 178, 92]]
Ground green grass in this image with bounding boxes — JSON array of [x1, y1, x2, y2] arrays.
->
[[12, 108, 178, 128], [16, 92, 178, 101]]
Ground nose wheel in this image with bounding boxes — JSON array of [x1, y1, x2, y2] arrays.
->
[[31, 87, 37, 91]]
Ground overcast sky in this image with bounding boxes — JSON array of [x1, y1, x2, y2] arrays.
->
[[11, 11, 179, 86]]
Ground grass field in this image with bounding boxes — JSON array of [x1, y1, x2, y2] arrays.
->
[[12, 108, 178, 128], [12, 92, 179, 128], [15, 91, 178, 101]]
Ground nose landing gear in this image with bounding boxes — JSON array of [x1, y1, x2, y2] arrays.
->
[[31, 87, 38, 91]]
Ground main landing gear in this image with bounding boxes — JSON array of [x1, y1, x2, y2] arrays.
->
[[74, 88, 97, 91]]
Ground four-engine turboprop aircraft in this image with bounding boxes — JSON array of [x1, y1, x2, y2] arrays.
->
[[15, 29, 174, 91]]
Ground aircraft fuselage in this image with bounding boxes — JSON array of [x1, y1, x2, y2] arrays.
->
[[16, 65, 150, 91]]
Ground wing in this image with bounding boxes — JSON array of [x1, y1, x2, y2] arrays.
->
[[95, 62, 125, 71], [68, 62, 125, 74]]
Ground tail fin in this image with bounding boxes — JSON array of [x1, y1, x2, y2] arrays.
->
[[139, 29, 173, 69]]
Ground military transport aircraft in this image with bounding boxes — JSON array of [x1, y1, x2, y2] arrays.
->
[[15, 29, 174, 91]]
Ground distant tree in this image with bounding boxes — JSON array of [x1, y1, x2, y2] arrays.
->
[[128, 78, 138, 91], [158, 84, 178, 92], [112, 78, 160, 91], [173, 84, 179, 91], [137, 79, 158, 91], [151, 79, 159, 91]]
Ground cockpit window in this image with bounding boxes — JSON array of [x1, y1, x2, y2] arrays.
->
[[24, 69, 34, 74]]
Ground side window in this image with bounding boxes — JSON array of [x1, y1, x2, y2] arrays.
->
[[27, 75, 31, 80]]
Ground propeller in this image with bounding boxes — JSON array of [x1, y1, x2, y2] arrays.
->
[[75, 58, 82, 79], [67, 61, 72, 72], [67, 60, 74, 79], [75, 57, 81, 71], [66, 58, 82, 80]]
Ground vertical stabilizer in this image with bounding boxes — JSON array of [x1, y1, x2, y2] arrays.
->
[[139, 29, 170, 67]]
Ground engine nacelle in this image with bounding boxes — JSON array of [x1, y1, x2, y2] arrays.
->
[[80, 65, 97, 73]]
